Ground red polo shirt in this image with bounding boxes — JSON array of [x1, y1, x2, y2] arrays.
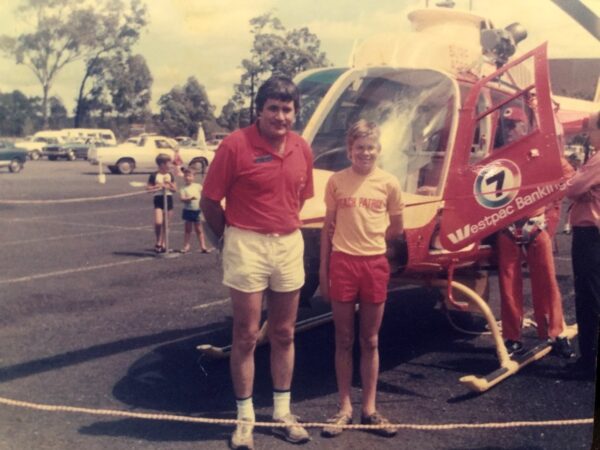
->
[[202, 123, 314, 234]]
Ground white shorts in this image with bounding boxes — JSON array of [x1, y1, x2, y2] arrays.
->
[[222, 226, 305, 293]]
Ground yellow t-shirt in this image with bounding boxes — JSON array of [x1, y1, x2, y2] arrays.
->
[[325, 167, 404, 256]]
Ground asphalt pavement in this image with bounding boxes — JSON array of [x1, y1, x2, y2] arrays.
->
[[0, 160, 597, 450]]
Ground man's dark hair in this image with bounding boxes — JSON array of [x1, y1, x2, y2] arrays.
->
[[255, 76, 300, 115]]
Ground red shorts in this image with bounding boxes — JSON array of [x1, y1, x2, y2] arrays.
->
[[328, 251, 390, 304]]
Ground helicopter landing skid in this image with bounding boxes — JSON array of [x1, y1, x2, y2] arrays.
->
[[460, 324, 578, 392], [429, 278, 578, 392]]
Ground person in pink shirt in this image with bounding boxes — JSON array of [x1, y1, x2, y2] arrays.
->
[[565, 113, 600, 381]]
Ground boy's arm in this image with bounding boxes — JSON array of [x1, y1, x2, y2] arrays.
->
[[146, 174, 160, 192], [386, 214, 404, 240], [385, 214, 405, 262], [319, 209, 336, 303]]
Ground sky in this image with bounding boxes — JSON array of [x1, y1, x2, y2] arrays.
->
[[0, 0, 598, 115]]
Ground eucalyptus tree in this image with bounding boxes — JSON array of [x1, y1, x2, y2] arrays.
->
[[0, 0, 148, 128]]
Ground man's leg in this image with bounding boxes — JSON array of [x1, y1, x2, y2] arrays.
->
[[527, 231, 563, 339], [267, 289, 310, 443], [573, 227, 600, 367], [266, 289, 300, 394], [497, 232, 525, 341], [358, 302, 385, 416], [330, 300, 356, 415], [230, 288, 264, 400]]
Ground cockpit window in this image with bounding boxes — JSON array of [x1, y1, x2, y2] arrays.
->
[[310, 68, 455, 195], [294, 68, 347, 133]]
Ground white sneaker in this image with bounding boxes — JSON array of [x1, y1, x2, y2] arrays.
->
[[271, 413, 310, 444], [230, 418, 254, 450]]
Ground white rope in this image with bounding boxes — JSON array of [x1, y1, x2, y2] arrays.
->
[[0, 395, 592, 431], [0, 190, 146, 205]]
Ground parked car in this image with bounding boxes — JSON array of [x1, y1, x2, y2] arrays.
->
[[15, 133, 66, 160], [44, 140, 112, 160], [88, 135, 214, 175], [0, 141, 28, 173]]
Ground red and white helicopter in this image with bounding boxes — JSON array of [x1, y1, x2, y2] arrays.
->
[[199, 4, 599, 392]]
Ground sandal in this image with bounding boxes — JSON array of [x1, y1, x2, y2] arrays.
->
[[201, 248, 213, 254], [321, 412, 352, 438], [180, 246, 190, 254]]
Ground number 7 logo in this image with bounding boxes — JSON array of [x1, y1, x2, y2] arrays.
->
[[473, 159, 521, 209]]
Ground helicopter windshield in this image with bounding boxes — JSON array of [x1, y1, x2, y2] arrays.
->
[[294, 68, 347, 133], [309, 68, 456, 196]]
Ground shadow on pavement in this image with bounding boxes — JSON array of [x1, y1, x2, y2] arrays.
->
[[77, 287, 488, 443], [0, 323, 226, 383]]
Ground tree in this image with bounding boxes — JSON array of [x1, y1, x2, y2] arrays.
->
[[0, 0, 147, 129], [0, 90, 41, 136], [78, 52, 152, 126], [73, 0, 148, 126], [219, 12, 330, 128], [157, 77, 215, 137], [48, 97, 69, 129]]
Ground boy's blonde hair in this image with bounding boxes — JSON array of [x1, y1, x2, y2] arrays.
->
[[346, 119, 381, 149]]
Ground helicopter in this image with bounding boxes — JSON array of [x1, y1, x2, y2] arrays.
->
[[198, 5, 599, 392]]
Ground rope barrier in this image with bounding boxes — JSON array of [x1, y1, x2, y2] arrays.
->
[[0, 190, 147, 205], [0, 395, 592, 431]]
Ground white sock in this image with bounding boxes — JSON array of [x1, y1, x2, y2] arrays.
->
[[273, 390, 291, 420], [236, 397, 255, 422]]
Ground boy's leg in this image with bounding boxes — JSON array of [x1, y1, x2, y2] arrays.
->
[[153, 208, 163, 246], [331, 300, 356, 415], [358, 302, 385, 416], [183, 221, 192, 250], [194, 221, 208, 250]]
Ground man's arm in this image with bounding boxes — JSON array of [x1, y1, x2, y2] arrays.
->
[[566, 153, 600, 199], [200, 196, 226, 239]]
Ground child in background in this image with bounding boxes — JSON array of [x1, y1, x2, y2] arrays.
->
[[146, 153, 177, 253], [319, 120, 404, 438], [179, 168, 210, 253]]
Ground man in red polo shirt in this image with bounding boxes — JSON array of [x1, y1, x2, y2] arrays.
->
[[200, 76, 314, 449]]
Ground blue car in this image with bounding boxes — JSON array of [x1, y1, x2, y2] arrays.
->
[[0, 141, 27, 173]]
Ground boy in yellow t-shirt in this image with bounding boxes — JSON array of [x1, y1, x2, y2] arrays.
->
[[319, 120, 404, 438]]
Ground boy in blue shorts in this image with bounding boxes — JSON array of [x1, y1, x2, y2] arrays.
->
[[146, 153, 176, 253], [319, 120, 404, 438], [179, 168, 210, 253]]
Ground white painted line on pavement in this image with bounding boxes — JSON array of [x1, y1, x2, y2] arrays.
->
[[0, 257, 156, 285], [31, 218, 148, 231], [2, 226, 152, 247]]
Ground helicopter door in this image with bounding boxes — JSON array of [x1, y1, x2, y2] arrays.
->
[[439, 44, 565, 251]]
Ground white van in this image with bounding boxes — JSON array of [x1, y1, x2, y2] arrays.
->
[[61, 128, 117, 146]]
